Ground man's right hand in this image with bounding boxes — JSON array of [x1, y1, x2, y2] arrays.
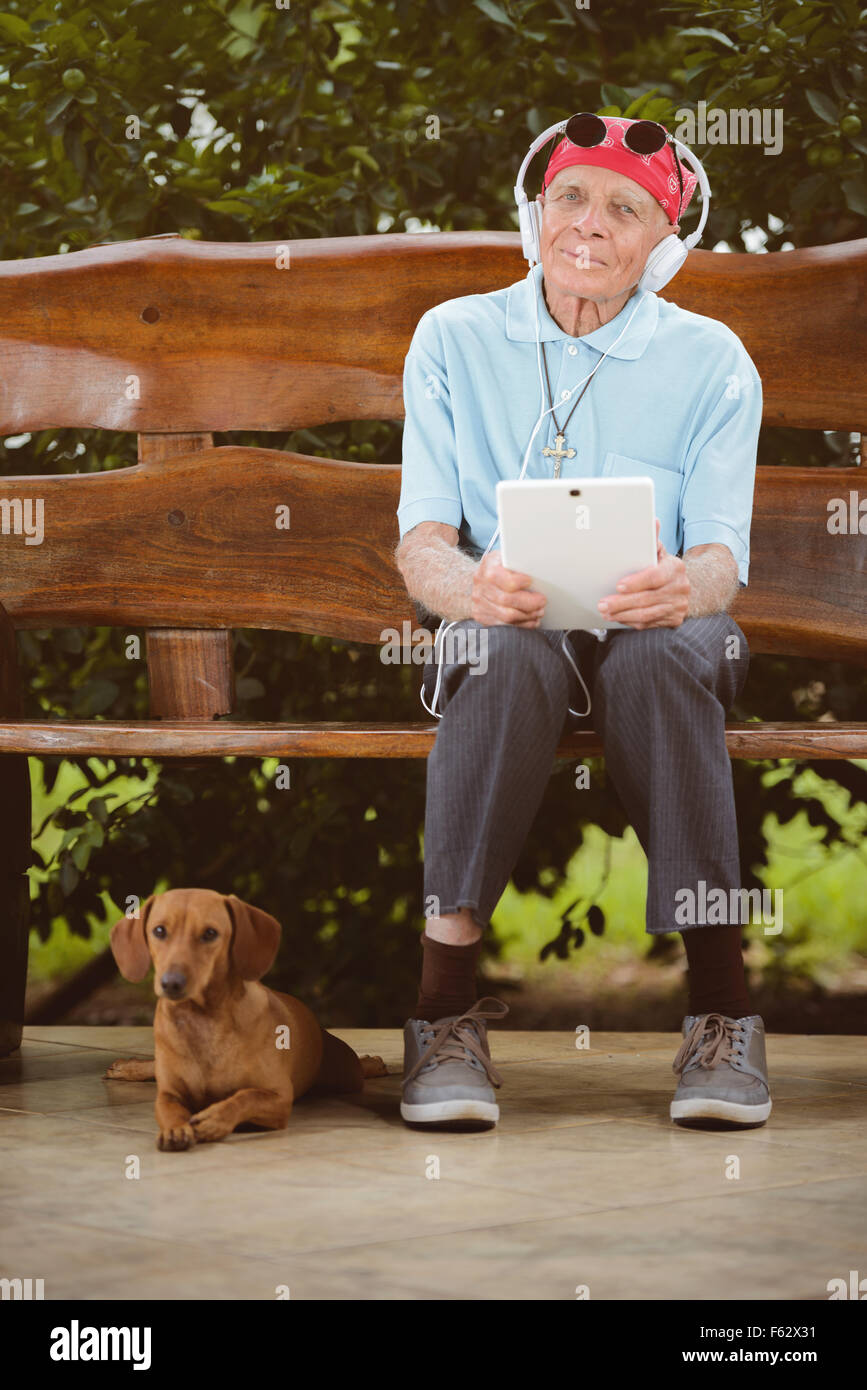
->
[[470, 551, 547, 627]]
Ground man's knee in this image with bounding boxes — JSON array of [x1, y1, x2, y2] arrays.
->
[[597, 614, 747, 699]]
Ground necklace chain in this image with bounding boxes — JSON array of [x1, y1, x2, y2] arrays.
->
[[540, 340, 594, 478]]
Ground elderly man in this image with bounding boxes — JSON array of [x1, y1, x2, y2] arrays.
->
[[394, 114, 770, 1131]]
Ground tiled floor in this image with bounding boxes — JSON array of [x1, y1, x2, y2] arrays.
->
[[0, 1026, 864, 1300]]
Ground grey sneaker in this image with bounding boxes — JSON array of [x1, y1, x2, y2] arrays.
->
[[401, 997, 509, 1125], [671, 1012, 772, 1126]]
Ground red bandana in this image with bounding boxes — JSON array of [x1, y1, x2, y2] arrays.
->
[[541, 116, 698, 225]]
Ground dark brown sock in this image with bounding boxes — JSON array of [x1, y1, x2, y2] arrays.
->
[[680, 925, 752, 1020], [414, 931, 483, 1023]]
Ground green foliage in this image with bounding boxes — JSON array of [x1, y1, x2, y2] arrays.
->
[[1, 0, 865, 1014], [1, 0, 864, 252]]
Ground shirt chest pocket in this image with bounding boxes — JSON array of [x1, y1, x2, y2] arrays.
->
[[602, 452, 683, 513]]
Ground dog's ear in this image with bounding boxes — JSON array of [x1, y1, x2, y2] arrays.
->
[[225, 894, 281, 980], [109, 894, 156, 982]]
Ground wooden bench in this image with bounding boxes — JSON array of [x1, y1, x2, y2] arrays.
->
[[1, 230, 865, 1055]]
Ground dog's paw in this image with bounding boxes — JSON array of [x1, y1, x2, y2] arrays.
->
[[105, 1058, 154, 1081], [157, 1124, 196, 1152], [359, 1054, 388, 1078], [189, 1106, 232, 1143]]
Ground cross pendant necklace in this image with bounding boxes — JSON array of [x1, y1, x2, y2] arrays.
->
[[539, 339, 595, 477], [542, 433, 576, 479]]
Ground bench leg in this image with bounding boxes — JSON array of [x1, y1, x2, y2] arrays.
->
[[0, 599, 32, 1057], [0, 871, 30, 1056]]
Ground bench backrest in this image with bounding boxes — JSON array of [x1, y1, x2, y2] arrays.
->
[[1, 231, 865, 721]]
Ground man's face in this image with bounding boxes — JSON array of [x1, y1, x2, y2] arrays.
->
[[537, 163, 678, 303]]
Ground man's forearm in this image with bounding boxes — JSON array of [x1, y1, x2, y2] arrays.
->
[[397, 535, 477, 622], [684, 545, 740, 618], [398, 536, 739, 625]]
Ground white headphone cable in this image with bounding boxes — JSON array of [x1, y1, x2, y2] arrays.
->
[[420, 270, 645, 720]]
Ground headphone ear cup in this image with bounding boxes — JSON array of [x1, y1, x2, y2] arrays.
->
[[529, 199, 542, 263], [517, 197, 544, 265], [638, 233, 687, 293], [517, 199, 537, 264]]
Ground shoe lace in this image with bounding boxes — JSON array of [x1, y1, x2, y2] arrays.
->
[[404, 996, 509, 1089], [672, 1012, 747, 1077]]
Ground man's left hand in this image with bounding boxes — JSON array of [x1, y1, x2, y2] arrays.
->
[[597, 520, 690, 629]]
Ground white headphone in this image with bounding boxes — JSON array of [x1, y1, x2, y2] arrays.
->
[[513, 115, 711, 289], [419, 116, 712, 722]]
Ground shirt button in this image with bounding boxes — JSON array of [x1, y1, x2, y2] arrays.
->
[[567, 345, 578, 356], [561, 389, 570, 400]]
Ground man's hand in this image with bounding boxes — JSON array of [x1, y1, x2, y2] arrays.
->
[[470, 550, 546, 627], [597, 520, 690, 629]]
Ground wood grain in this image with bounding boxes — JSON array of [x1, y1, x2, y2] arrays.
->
[[0, 231, 864, 433], [0, 444, 864, 660], [0, 718, 863, 760]]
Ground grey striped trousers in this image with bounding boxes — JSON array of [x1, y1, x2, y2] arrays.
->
[[420, 615, 750, 935]]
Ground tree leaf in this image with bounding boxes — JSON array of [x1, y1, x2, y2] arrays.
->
[[81, 820, 105, 849], [44, 90, 75, 123], [59, 855, 79, 896], [623, 88, 660, 118], [226, 2, 268, 39], [71, 839, 92, 871], [0, 11, 32, 43], [346, 144, 380, 172], [842, 177, 867, 217], [745, 76, 782, 98], [205, 198, 253, 215], [474, 0, 515, 27], [678, 26, 737, 50], [683, 61, 720, 84], [805, 88, 838, 124], [790, 170, 827, 211], [601, 83, 632, 108], [642, 97, 674, 120]]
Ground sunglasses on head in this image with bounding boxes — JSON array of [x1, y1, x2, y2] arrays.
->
[[554, 111, 684, 217]]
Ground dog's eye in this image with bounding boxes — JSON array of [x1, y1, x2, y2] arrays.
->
[[151, 925, 166, 939], [201, 927, 219, 942]]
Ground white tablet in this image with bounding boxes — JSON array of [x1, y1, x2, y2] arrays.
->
[[497, 476, 658, 630]]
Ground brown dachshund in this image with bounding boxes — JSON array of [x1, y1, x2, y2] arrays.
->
[[105, 888, 386, 1151]]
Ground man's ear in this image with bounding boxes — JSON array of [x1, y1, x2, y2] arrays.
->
[[225, 895, 281, 981], [109, 895, 156, 982]]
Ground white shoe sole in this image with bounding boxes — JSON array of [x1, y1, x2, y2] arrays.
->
[[400, 1098, 499, 1123], [671, 1096, 772, 1124]]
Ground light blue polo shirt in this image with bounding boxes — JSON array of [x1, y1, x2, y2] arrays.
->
[[398, 260, 762, 586]]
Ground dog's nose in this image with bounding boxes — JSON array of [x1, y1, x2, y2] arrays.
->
[[160, 970, 187, 1000]]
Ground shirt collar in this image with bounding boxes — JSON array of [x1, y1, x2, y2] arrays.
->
[[505, 260, 659, 358]]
